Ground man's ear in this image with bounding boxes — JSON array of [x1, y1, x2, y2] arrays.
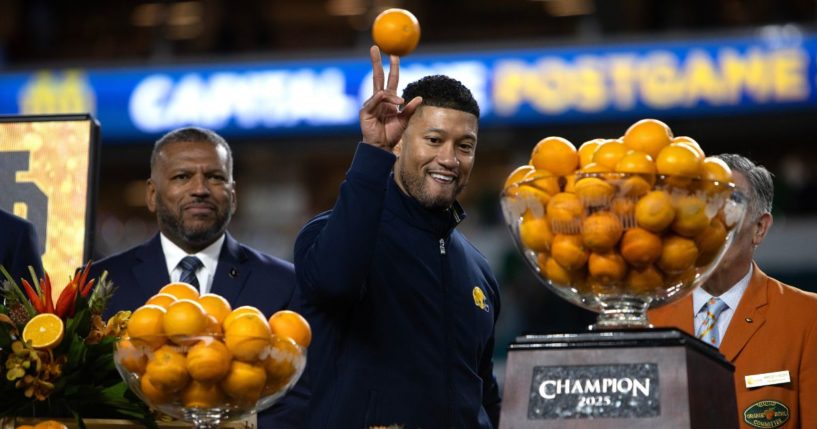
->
[[393, 139, 403, 157], [753, 212, 773, 246], [145, 179, 157, 213]]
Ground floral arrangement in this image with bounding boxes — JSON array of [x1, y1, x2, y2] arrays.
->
[[0, 263, 156, 428]]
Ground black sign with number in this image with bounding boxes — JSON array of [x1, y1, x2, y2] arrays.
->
[[527, 363, 660, 419]]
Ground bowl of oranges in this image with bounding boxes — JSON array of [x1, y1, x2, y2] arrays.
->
[[501, 119, 747, 329], [113, 283, 309, 428]]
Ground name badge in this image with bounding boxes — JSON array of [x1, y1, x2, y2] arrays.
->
[[745, 370, 791, 389]]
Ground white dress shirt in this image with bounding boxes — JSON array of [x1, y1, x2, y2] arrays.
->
[[160, 233, 224, 295], [692, 263, 753, 344]]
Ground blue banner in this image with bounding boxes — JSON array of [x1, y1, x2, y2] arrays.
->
[[1, 29, 815, 142]]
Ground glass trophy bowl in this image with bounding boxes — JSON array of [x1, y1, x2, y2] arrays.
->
[[501, 172, 747, 329], [114, 333, 305, 428]]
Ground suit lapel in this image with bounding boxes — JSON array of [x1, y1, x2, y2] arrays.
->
[[719, 263, 768, 362], [132, 234, 172, 301], [211, 233, 250, 304]]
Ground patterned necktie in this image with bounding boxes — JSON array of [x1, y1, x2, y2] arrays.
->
[[178, 256, 203, 289], [696, 297, 728, 347]]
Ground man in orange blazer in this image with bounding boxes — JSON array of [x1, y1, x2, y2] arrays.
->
[[649, 154, 817, 429]]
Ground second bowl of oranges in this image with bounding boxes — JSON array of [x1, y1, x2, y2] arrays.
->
[[113, 283, 309, 428]]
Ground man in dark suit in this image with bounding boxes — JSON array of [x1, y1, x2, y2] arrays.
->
[[87, 127, 305, 427], [1, 208, 44, 284]]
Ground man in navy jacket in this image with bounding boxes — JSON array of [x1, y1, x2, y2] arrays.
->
[[1, 208, 43, 284], [87, 127, 306, 428], [295, 46, 502, 428]]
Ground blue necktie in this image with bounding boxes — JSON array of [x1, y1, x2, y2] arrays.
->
[[696, 297, 728, 347], [178, 256, 203, 290]]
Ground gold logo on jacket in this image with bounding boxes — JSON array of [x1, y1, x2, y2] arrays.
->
[[472, 286, 489, 312]]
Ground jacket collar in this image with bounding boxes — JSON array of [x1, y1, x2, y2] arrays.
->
[[386, 174, 466, 238]]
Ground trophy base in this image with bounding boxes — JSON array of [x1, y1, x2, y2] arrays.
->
[[499, 328, 737, 429]]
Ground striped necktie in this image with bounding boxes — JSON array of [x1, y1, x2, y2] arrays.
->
[[178, 256, 203, 290], [696, 297, 728, 347]]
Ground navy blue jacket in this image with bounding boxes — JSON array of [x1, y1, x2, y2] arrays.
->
[[0, 208, 43, 284], [87, 232, 307, 428], [295, 143, 502, 428]]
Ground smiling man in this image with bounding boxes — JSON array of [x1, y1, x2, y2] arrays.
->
[[294, 46, 502, 428], [87, 127, 307, 427]]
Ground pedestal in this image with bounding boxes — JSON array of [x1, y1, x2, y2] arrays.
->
[[499, 328, 737, 429]]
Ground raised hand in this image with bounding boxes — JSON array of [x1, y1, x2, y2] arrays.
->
[[359, 45, 422, 151]]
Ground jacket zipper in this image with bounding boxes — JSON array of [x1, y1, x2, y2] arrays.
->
[[439, 236, 453, 426], [439, 238, 446, 254]]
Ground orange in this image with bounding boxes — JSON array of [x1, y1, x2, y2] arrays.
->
[[550, 234, 589, 270], [519, 212, 553, 252], [635, 190, 675, 233], [186, 338, 232, 383], [116, 338, 148, 375], [225, 313, 272, 362], [671, 195, 710, 237], [619, 175, 653, 198], [521, 169, 561, 196], [530, 137, 578, 176], [658, 235, 699, 273], [22, 313, 64, 350], [537, 253, 575, 286], [622, 119, 673, 159], [159, 282, 200, 301], [268, 310, 312, 348], [145, 344, 189, 393], [592, 139, 629, 171], [656, 142, 703, 178], [263, 336, 302, 394], [581, 211, 623, 251], [701, 157, 733, 194], [546, 192, 583, 233], [620, 227, 662, 267], [220, 360, 267, 407], [140, 374, 171, 405], [695, 218, 728, 266], [578, 139, 603, 168], [509, 185, 551, 217], [163, 299, 209, 345], [588, 251, 627, 283], [615, 151, 657, 175], [16, 426, 35, 429], [126, 304, 167, 350], [672, 136, 705, 158], [372, 8, 421, 57], [223, 306, 265, 331], [580, 162, 611, 174], [181, 380, 227, 409], [626, 265, 665, 294], [198, 293, 232, 325], [503, 165, 535, 190], [33, 421, 68, 429], [145, 293, 177, 309], [573, 177, 615, 207]]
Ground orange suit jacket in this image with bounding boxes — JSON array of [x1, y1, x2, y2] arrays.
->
[[649, 264, 817, 429]]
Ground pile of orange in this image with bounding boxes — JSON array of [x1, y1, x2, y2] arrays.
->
[[504, 118, 737, 295], [116, 282, 310, 411]]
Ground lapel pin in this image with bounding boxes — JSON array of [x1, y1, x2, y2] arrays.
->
[[745, 317, 753, 323], [229, 268, 238, 278]]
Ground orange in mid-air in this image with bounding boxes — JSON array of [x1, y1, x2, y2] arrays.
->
[[372, 8, 421, 56]]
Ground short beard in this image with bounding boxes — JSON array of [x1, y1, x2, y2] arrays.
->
[[398, 168, 463, 211], [156, 198, 230, 251]]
